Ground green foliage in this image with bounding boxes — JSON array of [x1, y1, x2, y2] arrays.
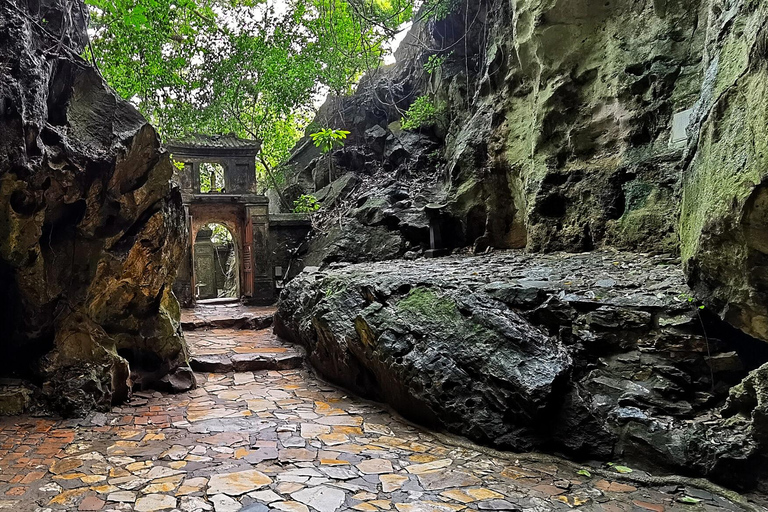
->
[[424, 52, 450, 74], [206, 223, 233, 245], [85, 0, 416, 180], [310, 128, 351, 153], [293, 194, 321, 213], [421, 0, 454, 21], [199, 162, 225, 193], [401, 95, 444, 130], [576, 469, 591, 478], [678, 293, 705, 309]]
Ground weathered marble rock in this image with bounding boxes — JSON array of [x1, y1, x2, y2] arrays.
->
[[276, 251, 767, 485], [682, 0, 768, 343], [278, 0, 707, 264], [0, 0, 193, 415]]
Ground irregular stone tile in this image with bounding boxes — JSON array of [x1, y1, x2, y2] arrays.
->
[[316, 416, 364, 426], [282, 436, 307, 448], [417, 470, 482, 490], [476, 499, 519, 510], [466, 489, 505, 500], [248, 489, 283, 503], [207, 470, 272, 496], [356, 459, 394, 475], [145, 466, 185, 480], [276, 482, 305, 494], [279, 448, 317, 462], [107, 491, 137, 503], [380, 474, 409, 492], [394, 501, 464, 512], [180, 495, 214, 511], [50, 458, 84, 474], [318, 433, 349, 446], [177, 476, 209, 495], [161, 445, 190, 461], [291, 485, 346, 512], [301, 423, 331, 438], [210, 493, 242, 512], [134, 493, 178, 511], [271, 501, 310, 512], [78, 496, 106, 511], [319, 466, 358, 480], [241, 504, 270, 512], [405, 459, 452, 474], [352, 504, 378, 512]]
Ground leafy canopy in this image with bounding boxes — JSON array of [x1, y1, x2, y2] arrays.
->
[[85, 0, 416, 178]]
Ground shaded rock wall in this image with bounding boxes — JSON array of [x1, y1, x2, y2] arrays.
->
[[280, 0, 707, 262], [682, 0, 768, 342], [278, 0, 768, 347], [0, 0, 192, 415]]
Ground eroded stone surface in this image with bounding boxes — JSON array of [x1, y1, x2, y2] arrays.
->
[[276, 250, 767, 485], [181, 305, 276, 331], [0, 0, 192, 416]]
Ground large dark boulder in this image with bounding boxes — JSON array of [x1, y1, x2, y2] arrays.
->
[[0, 0, 192, 415], [276, 251, 768, 487]]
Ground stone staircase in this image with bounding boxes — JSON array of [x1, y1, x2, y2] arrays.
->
[[182, 305, 304, 374]]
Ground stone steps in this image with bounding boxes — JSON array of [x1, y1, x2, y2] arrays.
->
[[180, 304, 277, 331], [185, 328, 304, 374], [181, 313, 273, 331], [190, 351, 304, 373]]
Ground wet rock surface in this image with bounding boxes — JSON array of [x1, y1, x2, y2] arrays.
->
[[0, 0, 192, 415], [279, 0, 707, 264], [0, 337, 759, 511], [276, 0, 768, 351], [276, 251, 768, 489]]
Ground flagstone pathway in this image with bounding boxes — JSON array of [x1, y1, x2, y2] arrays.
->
[[0, 328, 758, 512]]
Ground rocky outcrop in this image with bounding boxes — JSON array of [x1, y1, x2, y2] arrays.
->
[[279, 0, 707, 265], [276, 251, 768, 488], [682, 0, 768, 343], [0, 0, 193, 415]]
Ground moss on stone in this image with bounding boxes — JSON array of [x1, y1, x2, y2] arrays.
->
[[397, 287, 460, 323], [681, 71, 768, 262]]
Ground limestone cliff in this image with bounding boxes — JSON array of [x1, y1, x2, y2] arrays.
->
[[279, 0, 768, 345], [0, 0, 193, 415], [280, 0, 706, 260], [682, 0, 768, 343]]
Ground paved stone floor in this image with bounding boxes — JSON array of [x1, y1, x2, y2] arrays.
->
[[0, 328, 758, 512]]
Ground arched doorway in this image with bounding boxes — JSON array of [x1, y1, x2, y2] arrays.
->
[[193, 223, 240, 301]]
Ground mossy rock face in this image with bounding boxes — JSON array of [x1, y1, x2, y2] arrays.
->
[[277, 262, 573, 450], [0, 0, 193, 415], [681, 1, 768, 342], [278, 0, 707, 260]]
